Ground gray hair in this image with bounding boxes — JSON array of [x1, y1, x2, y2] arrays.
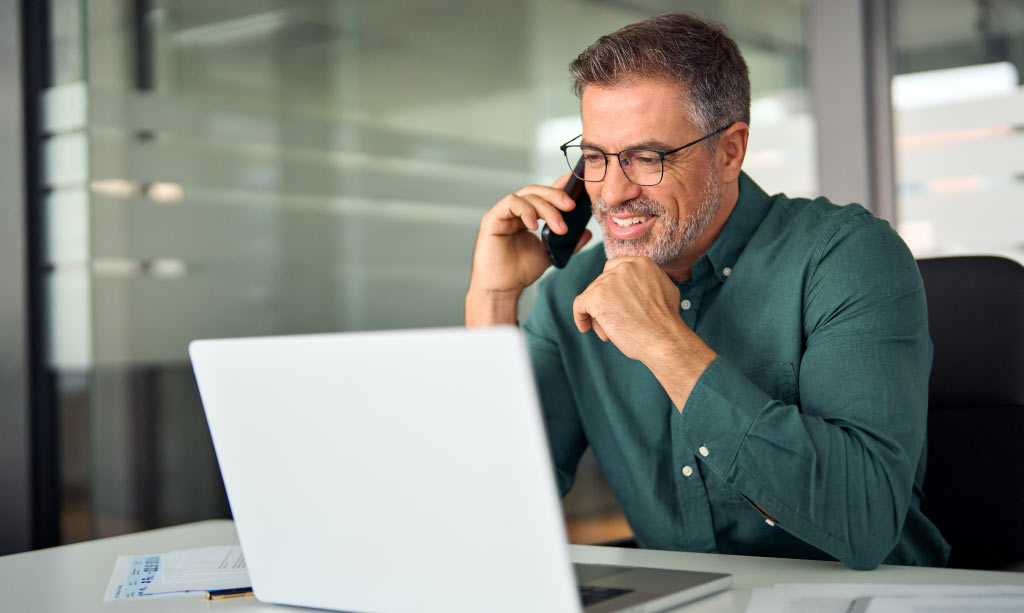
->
[[569, 13, 750, 142]]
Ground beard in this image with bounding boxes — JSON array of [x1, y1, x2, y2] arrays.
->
[[595, 161, 722, 266]]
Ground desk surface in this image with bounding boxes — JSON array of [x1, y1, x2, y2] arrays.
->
[[2, 520, 1021, 612]]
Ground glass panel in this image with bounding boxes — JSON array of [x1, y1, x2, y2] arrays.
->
[[44, 0, 815, 545], [893, 0, 1024, 263]]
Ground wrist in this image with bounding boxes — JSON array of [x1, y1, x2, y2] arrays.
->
[[645, 320, 717, 409], [465, 287, 522, 327], [646, 322, 694, 371]]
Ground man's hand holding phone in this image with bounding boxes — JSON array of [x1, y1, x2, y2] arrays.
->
[[466, 173, 592, 327]]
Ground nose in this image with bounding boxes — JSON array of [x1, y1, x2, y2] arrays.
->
[[597, 155, 643, 207]]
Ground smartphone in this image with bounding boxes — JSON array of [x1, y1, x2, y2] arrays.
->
[[542, 159, 592, 268]]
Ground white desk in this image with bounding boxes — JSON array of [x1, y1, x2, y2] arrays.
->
[[2, 520, 1021, 612]]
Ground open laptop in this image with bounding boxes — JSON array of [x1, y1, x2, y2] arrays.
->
[[189, 326, 730, 613]]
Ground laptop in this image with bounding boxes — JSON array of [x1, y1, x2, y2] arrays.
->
[[189, 326, 730, 613]]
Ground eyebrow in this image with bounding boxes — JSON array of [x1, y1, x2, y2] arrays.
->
[[580, 138, 678, 152]]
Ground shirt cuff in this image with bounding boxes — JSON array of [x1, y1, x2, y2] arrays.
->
[[675, 355, 774, 480]]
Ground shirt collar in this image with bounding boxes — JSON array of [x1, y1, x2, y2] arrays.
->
[[689, 171, 773, 286]]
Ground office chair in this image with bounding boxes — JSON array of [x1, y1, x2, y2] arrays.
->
[[917, 255, 1024, 570]]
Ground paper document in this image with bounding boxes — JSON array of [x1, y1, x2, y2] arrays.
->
[[852, 594, 1024, 613], [103, 545, 250, 601], [746, 583, 1024, 613]]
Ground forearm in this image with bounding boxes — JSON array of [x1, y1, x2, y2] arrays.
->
[[642, 312, 923, 569], [678, 355, 922, 570], [643, 319, 718, 412], [465, 287, 521, 327]]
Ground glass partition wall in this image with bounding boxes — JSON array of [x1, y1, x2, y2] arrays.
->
[[43, 0, 815, 544], [893, 0, 1024, 262]]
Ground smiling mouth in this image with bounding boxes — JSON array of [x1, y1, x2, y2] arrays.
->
[[611, 215, 652, 227]]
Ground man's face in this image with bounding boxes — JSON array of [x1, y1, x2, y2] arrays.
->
[[580, 79, 723, 267]]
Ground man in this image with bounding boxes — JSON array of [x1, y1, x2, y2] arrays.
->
[[465, 14, 949, 570]]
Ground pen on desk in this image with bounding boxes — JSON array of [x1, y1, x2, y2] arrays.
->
[[206, 587, 254, 600]]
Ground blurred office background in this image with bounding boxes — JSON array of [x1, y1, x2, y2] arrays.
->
[[1, 0, 1022, 554]]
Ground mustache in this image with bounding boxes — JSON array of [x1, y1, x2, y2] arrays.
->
[[594, 196, 665, 217]]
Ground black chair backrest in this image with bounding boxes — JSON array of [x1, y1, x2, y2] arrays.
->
[[917, 256, 1024, 570]]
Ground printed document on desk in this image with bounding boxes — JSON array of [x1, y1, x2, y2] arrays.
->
[[746, 583, 1024, 613], [852, 593, 1024, 613], [103, 545, 250, 601]]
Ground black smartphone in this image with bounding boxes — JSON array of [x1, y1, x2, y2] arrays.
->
[[542, 159, 592, 269]]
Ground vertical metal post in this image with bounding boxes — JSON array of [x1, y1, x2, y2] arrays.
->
[[864, 0, 898, 224], [808, 0, 897, 223], [131, 0, 155, 91], [0, 0, 59, 554], [0, 0, 34, 555]]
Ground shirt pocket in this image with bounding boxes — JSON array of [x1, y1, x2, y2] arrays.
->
[[743, 361, 799, 406]]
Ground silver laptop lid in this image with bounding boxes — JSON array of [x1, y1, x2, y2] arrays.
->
[[190, 326, 581, 613]]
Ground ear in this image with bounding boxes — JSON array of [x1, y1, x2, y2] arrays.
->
[[717, 122, 749, 184]]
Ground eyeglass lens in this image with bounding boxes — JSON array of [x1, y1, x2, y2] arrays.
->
[[563, 146, 664, 186]]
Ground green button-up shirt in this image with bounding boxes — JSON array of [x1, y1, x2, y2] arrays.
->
[[523, 172, 950, 570]]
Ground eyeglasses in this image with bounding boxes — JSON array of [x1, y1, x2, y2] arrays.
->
[[559, 125, 729, 186]]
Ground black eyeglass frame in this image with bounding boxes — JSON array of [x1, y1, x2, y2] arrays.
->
[[559, 125, 730, 186]]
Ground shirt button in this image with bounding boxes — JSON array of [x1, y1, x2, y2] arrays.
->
[[765, 518, 776, 527], [722, 266, 732, 277], [681, 465, 693, 477], [698, 445, 709, 457], [680, 299, 692, 311]]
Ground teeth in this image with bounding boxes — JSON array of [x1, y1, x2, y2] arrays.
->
[[611, 216, 649, 227]]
